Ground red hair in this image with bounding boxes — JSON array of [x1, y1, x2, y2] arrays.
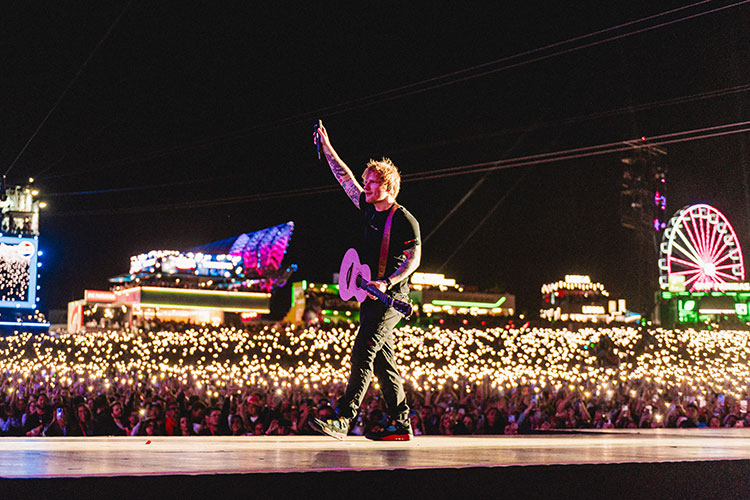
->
[[363, 157, 401, 198]]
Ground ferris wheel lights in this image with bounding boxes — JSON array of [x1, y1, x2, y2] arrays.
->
[[660, 204, 745, 291]]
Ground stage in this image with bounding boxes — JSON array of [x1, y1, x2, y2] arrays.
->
[[2, 429, 750, 499]]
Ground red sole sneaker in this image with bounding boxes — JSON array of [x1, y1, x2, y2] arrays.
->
[[378, 434, 411, 441]]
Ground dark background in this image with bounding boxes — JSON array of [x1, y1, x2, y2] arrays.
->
[[2, 1, 749, 316]]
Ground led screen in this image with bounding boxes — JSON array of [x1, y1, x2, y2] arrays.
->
[[0, 236, 38, 308]]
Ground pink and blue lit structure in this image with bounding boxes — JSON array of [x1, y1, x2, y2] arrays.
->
[[112, 221, 296, 292]]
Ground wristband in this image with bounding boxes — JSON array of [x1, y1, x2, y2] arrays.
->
[[384, 277, 392, 287]]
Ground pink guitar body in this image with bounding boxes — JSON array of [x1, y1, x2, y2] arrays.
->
[[338, 248, 414, 318], [339, 248, 370, 302]]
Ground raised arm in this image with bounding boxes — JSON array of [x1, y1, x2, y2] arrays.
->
[[315, 124, 363, 208]]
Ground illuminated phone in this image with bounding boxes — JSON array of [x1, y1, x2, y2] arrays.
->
[[741, 401, 748, 413]]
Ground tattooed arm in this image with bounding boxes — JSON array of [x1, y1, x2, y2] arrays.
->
[[369, 245, 422, 294], [315, 125, 363, 208], [386, 246, 421, 287]]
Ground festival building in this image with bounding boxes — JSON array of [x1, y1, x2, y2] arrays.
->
[[540, 274, 637, 324], [285, 271, 516, 327], [67, 222, 296, 332]]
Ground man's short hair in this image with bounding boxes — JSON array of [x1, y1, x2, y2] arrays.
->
[[363, 157, 401, 199]]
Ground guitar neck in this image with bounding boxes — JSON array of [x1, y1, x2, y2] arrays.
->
[[356, 276, 393, 306], [354, 275, 412, 317]]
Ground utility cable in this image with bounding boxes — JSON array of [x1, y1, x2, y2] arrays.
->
[[42, 120, 750, 216], [423, 136, 526, 244], [37, 81, 750, 189], [437, 172, 529, 272], [5, 1, 133, 177], [34, 1, 745, 177]]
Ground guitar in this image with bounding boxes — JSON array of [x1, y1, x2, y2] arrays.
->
[[338, 248, 414, 318]]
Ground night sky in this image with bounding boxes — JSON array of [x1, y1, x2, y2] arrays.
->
[[3, 1, 749, 316]]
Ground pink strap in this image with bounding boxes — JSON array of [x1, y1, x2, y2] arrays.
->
[[378, 204, 398, 280]]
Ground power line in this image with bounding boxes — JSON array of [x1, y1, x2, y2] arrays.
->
[[5, 1, 133, 177], [403, 121, 750, 181], [422, 175, 488, 245], [45, 175, 236, 197], [37, 81, 750, 192], [33, 1, 745, 178], [310, 1, 746, 120], [437, 172, 529, 272], [43, 120, 750, 217], [291, 2, 716, 117], [423, 136, 526, 244], [32, 118, 120, 180]]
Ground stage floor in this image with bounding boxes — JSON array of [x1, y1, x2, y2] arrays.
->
[[2, 428, 750, 478]]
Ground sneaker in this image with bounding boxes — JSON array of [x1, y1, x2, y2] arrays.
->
[[365, 419, 412, 441], [312, 416, 350, 440]]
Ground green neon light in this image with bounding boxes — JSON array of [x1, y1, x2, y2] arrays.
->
[[681, 300, 697, 312], [736, 303, 749, 316], [139, 303, 269, 313], [140, 286, 269, 298], [661, 291, 672, 300], [431, 296, 507, 308]]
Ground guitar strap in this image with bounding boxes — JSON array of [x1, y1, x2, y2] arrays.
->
[[377, 203, 399, 281]]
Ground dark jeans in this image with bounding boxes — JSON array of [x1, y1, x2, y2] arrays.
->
[[337, 295, 409, 422]]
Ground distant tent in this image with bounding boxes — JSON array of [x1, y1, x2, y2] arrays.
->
[[189, 221, 294, 277]]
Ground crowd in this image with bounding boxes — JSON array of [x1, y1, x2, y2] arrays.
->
[[1, 323, 750, 437], [1, 374, 746, 437]]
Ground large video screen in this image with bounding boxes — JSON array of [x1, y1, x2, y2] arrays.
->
[[0, 236, 38, 309]]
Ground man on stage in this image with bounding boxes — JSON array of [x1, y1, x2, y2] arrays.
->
[[313, 123, 421, 441]]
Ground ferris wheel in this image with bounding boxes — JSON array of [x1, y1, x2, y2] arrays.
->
[[658, 204, 745, 291]]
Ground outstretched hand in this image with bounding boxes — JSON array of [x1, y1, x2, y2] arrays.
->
[[314, 123, 332, 156]]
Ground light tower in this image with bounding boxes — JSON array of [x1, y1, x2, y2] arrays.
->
[[619, 139, 668, 317]]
